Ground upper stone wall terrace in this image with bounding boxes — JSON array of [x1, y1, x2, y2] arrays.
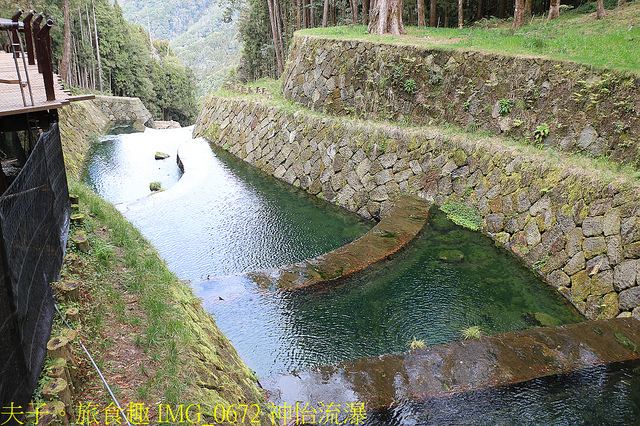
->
[[282, 35, 640, 167]]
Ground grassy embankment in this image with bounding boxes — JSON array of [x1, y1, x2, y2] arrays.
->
[[42, 179, 270, 424], [301, 3, 640, 74]]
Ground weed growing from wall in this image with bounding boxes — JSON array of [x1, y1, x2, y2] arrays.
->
[[440, 202, 483, 231]]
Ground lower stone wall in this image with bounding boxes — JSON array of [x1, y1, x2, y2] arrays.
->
[[58, 100, 111, 180], [193, 95, 640, 321], [92, 95, 154, 127]]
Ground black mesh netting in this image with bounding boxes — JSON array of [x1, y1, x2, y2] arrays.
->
[[0, 123, 70, 425]]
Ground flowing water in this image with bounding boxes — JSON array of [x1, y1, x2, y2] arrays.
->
[[83, 126, 639, 424]]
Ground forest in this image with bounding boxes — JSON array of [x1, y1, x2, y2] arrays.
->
[[1, 0, 198, 125]]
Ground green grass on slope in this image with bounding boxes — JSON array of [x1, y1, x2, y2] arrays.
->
[[301, 3, 640, 74]]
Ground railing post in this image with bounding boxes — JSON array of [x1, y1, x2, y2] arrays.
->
[[11, 10, 22, 58], [35, 20, 55, 101], [23, 11, 35, 66], [32, 13, 43, 73]]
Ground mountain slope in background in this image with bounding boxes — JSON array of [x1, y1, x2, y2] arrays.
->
[[119, 0, 241, 97]]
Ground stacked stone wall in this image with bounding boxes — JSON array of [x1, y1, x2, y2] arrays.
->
[[282, 35, 640, 168], [193, 95, 640, 321], [92, 95, 154, 127]]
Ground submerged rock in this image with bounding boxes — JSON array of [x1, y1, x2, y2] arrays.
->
[[438, 249, 465, 263]]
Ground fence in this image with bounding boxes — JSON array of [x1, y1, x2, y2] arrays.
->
[[0, 123, 70, 425]]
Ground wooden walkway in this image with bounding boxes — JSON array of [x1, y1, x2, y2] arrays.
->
[[0, 51, 82, 117]]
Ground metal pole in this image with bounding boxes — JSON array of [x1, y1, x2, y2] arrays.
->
[[16, 30, 34, 106], [7, 29, 27, 107]]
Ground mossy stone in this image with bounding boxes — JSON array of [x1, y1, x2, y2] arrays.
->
[[438, 249, 465, 263]]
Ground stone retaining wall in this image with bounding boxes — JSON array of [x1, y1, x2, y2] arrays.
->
[[193, 95, 640, 321], [92, 95, 154, 127], [282, 35, 640, 167]]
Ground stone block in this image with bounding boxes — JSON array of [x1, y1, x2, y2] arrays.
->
[[623, 242, 640, 259], [570, 270, 589, 302], [529, 195, 550, 217], [441, 161, 457, 176], [541, 250, 569, 275], [525, 221, 541, 247], [330, 173, 346, 191], [565, 228, 583, 258], [547, 270, 570, 288], [585, 254, 610, 276], [583, 236, 606, 259], [438, 176, 452, 195], [612, 260, 638, 294], [370, 185, 389, 202], [603, 208, 620, 236], [379, 152, 398, 169], [606, 235, 623, 265], [621, 218, 640, 245], [619, 286, 640, 310], [564, 251, 585, 276], [582, 216, 603, 237], [590, 270, 614, 296], [485, 214, 505, 234], [375, 169, 393, 185], [541, 225, 565, 253]]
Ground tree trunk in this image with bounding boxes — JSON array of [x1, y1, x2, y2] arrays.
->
[[368, 0, 406, 34], [310, 0, 315, 27], [458, 0, 463, 28], [363, 0, 369, 25], [323, 0, 330, 26], [303, 0, 308, 28], [350, 0, 358, 24], [430, 0, 436, 26], [266, 0, 284, 74], [92, 2, 103, 92], [477, 0, 482, 20], [499, 0, 505, 18], [297, 0, 302, 29], [417, 0, 425, 26], [596, 0, 606, 18], [524, 0, 532, 17], [512, 0, 524, 28], [548, 0, 560, 19], [61, 0, 71, 85]]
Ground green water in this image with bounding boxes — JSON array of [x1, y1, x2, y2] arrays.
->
[[201, 208, 584, 376]]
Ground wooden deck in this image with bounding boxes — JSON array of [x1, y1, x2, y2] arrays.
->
[[0, 51, 84, 117]]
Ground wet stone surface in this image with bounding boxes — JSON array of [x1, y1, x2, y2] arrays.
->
[[263, 318, 640, 409], [245, 195, 431, 290]]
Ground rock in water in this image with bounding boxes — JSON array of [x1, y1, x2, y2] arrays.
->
[[438, 249, 465, 263]]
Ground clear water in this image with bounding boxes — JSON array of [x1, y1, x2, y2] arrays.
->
[[198, 208, 583, 376], [82, 126, 640, 424], [82, 126, 372, 280]]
